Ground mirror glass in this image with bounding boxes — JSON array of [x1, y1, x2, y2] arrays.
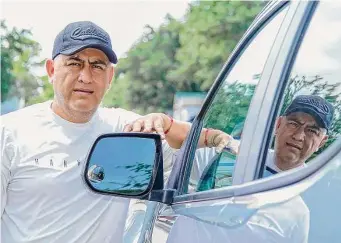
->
[[86, 136, 156, 196]]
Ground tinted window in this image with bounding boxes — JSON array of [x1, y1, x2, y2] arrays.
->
[[263, 2, 341, 242], [183, 7, 289, 194]]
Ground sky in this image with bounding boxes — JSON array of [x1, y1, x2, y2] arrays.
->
[[2, 0, 190, 62]]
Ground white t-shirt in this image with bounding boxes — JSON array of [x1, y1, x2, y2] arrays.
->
[[265, 150, 306, 175], [1, 101, 174, 243], [166, 147, 310, 243], [191, 148, 306, 184]]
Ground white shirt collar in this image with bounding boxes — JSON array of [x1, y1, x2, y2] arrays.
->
[[266, 150, 306, 173]]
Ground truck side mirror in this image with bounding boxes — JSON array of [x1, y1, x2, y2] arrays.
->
[[83, 133, 170, 202]]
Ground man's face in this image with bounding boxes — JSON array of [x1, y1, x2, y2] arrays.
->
[[46, 48, 114, 114], [274, 112, 328, 169]]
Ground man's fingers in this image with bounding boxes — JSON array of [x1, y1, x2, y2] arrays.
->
[[215, 138, 239, 155], [215, 134, 234, 154], [153, 118, 165, 139], [143, 119, 153, 133], [215, 138, 228, 154], [132, 120, 143, 132], [215, 144, 225, 154], [123, 123, 133, 132], [229, 140, 240, 155], [124, 114, 166, 138]]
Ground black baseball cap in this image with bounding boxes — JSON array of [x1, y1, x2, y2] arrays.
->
[[284, 95, 334, 131], [52, 21, 117, 64]]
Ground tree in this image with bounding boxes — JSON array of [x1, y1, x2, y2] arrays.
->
[[104, 1, 264, 114], [168, 1, 264, 91], [1, 20, 43, 104], [107, 15, 182, 114], [204, 81, 255, 134], [26, 76, 53, 105]]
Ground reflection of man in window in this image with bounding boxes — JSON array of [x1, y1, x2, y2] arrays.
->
[[191, 95, 334, 185], [264, 95, 334, 176], [169, 95, 334, 243]]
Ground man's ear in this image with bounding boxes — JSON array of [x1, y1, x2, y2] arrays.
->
[[274, 116, 283, 135], [318, 135, 328, 150], [46, 59, 55, 83], [107, 65, 115, 89]]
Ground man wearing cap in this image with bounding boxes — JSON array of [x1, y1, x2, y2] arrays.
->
[[264, 94, 334, 176], [0, 21, 143, 243], [169, 94, 334, 243], [188, 95, 334, 192], [0, 21, 231, 243]]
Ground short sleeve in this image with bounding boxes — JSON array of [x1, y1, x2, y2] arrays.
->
[[162, 141, 177, 183], [1, 126, 17, 216], [114, 108, 142, 132]]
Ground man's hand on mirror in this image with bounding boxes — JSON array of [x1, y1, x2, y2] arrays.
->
[[123, 113, 171, 139]]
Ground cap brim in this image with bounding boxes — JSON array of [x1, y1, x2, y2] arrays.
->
[[60, 44, 118, 64], [285, 107, 327, 130]]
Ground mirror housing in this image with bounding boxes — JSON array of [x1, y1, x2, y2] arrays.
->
[[83, 133, 175, 204]]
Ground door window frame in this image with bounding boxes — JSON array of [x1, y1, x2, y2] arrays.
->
[[166, 0, 322, 204], [243, 0, 319, 183], [169, 0, 291, 196]]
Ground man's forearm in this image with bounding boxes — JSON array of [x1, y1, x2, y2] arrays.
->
[[162, 114, 192, 149], [126, 113, 231, 150], [162, 114, 225, 149]]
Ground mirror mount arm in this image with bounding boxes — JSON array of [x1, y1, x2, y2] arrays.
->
[[148, 189, 176, 205]]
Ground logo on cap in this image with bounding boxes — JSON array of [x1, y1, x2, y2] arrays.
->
[[296, 96, 331, 115], [71, 27, 109, 43]]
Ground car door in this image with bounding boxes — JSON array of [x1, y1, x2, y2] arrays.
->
[[143, 1, 340, 242], [144, 1, 312, 242], [123, 2, 294, 241], [81, 1, 340, 242]]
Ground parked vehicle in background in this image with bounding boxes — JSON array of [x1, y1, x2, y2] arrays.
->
[[172, 92, 207, 122], [84, 1, 341, 242]]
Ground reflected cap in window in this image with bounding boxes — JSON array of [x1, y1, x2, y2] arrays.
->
[[284, 95, 334, 131]]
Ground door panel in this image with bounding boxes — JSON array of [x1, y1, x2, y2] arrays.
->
[[151, 1, 341, 242], [302, 158, 341, 243], [149, 2, 295, 242], [161, 147, 341, 243], [259, 1, 341, 242], [159, 1, 341, 243]]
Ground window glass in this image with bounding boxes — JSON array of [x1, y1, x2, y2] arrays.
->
[[183, 6, 289, 194], [262, 2, 341, 178], [262, 2, 341, 243]]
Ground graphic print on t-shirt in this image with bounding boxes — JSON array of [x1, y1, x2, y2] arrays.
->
[[25, 154, 86, 170]]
